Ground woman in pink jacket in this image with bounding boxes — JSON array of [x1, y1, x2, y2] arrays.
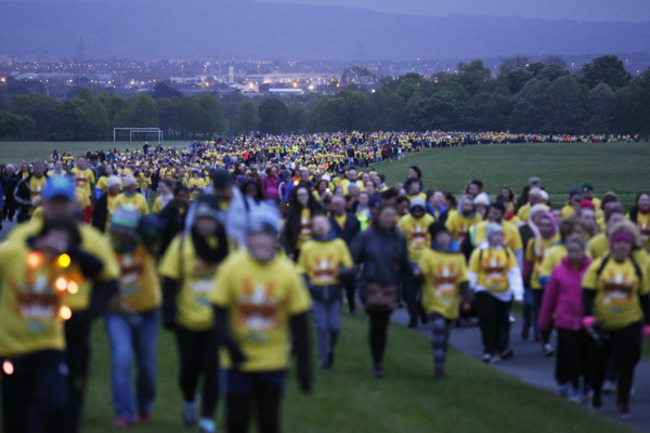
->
[[262, 165, 281, 202], [538, 234, 592, 402]]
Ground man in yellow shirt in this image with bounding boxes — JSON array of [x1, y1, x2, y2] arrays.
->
[[399, 197, 434, 328], [298, 214, 353, 370], [105, 206, 161, 427], [445, 196, 482, 244], [211, 206, 311, 433], [70, 156, 95, 199], [113, 174, 149, 216]]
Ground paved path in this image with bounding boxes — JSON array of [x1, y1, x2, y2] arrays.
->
[[391, 308, 650, 432]]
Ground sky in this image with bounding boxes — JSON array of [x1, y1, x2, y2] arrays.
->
[[256, 0, 650, 22]]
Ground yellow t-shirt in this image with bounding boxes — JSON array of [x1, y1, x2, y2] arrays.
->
[[0, 241, 74, 356], [113, 192, 150, 216], [159, 235, 223, 331], [525, 237, 554, 289], [627, 212, 650, 252], [469, 247, 517, 293], [297, 208, 312, 250], [583, 257, 649, 330], [419, 249, 468, 319], [334, 214, 347, 230], [211, 253, 311, 371], [297, 239, 353, 286], [561, 205, 577, 220], [29, 176, 48, 206], [70, 167, 95, 196], [113, 244, 161, 313], [399, 213, 434, 262], [445, 211, 481, 242], [96, 175, 108, 193], [6, 221, 121, 311], [539, 244, 568, 280], [517, 204, 531, 223]]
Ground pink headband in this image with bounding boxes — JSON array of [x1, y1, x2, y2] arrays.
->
[[610, 231, 632, 246]]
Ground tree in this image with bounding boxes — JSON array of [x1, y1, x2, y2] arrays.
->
[[151, 81, 182, 99], [196, 94, 225, 137], [456, 60, 492, 97], [341, 66, 378, 90], [287, 99, 306, 133], [176, 96, 201, 138], [232, 100, 258, 135], [114, 93, 158, 128], [312, 97, 347, 132], [539, 75, 587, 133], [612, 69, 650, 135], [584, 82, 615, 133], [25, 94, 62, 140], [579, 55, 632, 91], [79, 100, 110, 140], [96, 92, 126, 127], [508, 78, 549, 132], [471, 87, 511, 132], [369, 87, 407, 131], [258, 98, 289, 134]]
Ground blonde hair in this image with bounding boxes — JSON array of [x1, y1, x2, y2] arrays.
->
[[608, 220, 643, 249]]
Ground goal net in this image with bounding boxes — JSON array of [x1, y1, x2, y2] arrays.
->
[[113, 127, 163, 144]]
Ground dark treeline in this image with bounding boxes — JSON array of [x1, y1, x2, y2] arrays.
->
[[1, 54, 649, 141]]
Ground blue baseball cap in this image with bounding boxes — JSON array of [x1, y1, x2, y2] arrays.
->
[[42, 176, 76, 201]]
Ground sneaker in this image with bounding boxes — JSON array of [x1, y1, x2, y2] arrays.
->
[[617, 404, 632, 420], [372, 365, 384, 378], [542, 343, 554, 357], [199, 417, 217, 433], [490, 355, 502, 364], [138, 411, 151, 422], [602, 380, 616, 394], [182, 404, 198, 427], [113, 418, 131, 428], [500, 348, 514, 360], [482, 353, 492, 363], [521, 326, 530, 341]]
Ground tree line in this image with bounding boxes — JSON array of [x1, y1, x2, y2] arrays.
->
[[0, 54, 649, 141]]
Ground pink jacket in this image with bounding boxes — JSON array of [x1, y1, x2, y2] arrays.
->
[[262, 176, 281, 201], [538, 256, 592, 332]]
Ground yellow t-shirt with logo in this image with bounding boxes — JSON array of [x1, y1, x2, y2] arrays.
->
[[419, 249, 468, 318], [6, 221, 121, 312], [29, 176, 48, 207], [297, 239, 353, 286], [211, 253, 311, 371], [525, 237, 554, 289], [471, 221, 523, 251], [113, 192, 150, 216], [113, 244, 161, 313], [70, 167, 95, 196], [469, 248, 517, 293], [159, 235, 224, 331], [399, 213, 434, 262], [539, 244, 568, 280], [297, 208, 312, 251], [0, 241, 72, 356], [583, 257, 649, 330], [445, 211, 481, 243], [627, 212, 650, 252]]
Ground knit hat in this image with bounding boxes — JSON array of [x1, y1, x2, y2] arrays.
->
[[610, 231, 632, 247], [210, 169, 232, 190], [569, 189, 581, 198], [110, 205, 141, 232], [42, 176, 75, 201], [474, 192, 490, 206], [579, 199, 596, 211], [248, 205, 281, 235], [123, 174, 138, 188], [529, 203, 550, 219], [485, 223, 504, 242], [410, 197, 426, 211], [106, 175, 122, 189], [582, 182, 594, 193], [528, 176, 541, 186]]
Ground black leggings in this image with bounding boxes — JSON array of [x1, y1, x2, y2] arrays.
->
[[555, 328, 589, 389], [590, 321, 642, 407], [368, 312, 392, 366], [175, 326, 219, 418], [64, 310, 92, 433], [226, 372, 283, 433], [474, 291, 512, 356]]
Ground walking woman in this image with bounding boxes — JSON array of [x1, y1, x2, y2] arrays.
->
[[282, 185, 322, 261], [582, 223, 650, 419], [538, 235, 591, 402], [352, 201, 415, 378], [159, 198, 229, 433]]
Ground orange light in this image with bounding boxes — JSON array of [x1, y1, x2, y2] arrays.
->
[[57, 254, 71, 268], [59, 306, 72, 321], [27, 252, 42, 268], [55, 277, 68, 292], [67, 281, 79, 295], [2, 360, 14, 375]]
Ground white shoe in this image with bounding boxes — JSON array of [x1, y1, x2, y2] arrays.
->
[[542, 343, 554, 357], [199, 417, 217, 433]]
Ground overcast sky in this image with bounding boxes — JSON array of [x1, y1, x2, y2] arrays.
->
[[256, 0, 650, 22]]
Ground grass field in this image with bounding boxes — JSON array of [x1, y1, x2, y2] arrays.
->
[[379, 142, 650, 208], [79, 314, 634, 433]]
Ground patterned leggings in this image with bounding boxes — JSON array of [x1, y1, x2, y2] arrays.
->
[[430, 312, 452, 371]]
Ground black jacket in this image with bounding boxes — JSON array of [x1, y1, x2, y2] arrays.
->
[[329, 211, 360, 246]]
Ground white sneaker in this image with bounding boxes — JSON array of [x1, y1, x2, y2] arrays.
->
[[199, 417, 217, 433], [542, 343, 554, 357], [603, 380, 616, 394], [482, 353, 491, 363], [490, 355, 502, 364]]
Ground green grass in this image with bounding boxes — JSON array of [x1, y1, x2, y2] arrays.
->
[[79, 314, 634, 433], [378, 142, 650, 208], [0, 141, 189, 165]]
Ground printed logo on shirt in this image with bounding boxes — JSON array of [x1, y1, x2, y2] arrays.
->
[[118, 253, 144, 296], [432, 263, 458, 298], [236, 279, 281, 333], [482, 255, 507, 290], [312, 255, 337, 284], [601, 270, 635, 308], [409, 223, 428, 248], [10, 271, 62, 321]]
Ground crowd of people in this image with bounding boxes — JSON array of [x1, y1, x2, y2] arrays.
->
[[0, 132, 649, 433]]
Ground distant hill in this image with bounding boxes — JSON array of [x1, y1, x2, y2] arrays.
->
[[1, 0, 649, 60]]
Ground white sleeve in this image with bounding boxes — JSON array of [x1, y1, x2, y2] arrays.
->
[[468, 271, 478, 291], [508, 267, 524, 301], [514, 248, 524, 270]]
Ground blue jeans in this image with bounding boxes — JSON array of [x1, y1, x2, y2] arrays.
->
[[105, 309, 159, 421], [311, 298, 342, 365]]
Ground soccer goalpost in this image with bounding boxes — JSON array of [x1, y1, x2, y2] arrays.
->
[[113, 127, 164, 144]]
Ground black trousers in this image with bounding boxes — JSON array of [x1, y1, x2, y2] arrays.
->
[[64, 310, 92, 433], [368, 311, 392, 366], [175, 325, 219, 418], [1, 350, 70, 433], [474, 291, 512, 355], [590, 321, 642, 407], [532, 289, 552, 344], [555, 328, 589, 389]]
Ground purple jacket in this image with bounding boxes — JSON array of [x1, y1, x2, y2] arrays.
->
[[262, 176, 281, 201], [538, 256, 592, 332]]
